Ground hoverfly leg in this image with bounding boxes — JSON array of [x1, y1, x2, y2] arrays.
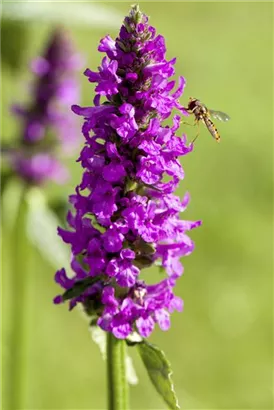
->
[[181, 120, 195, 127], [191, 120, 200, 144], [191, 133, 199, 144]]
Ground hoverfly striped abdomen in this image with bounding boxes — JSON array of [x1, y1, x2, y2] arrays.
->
[[203, 116, 221, 142]]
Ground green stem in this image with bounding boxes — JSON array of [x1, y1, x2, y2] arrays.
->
[[7, 193, 31, 409], [107, 332, 129, 410]]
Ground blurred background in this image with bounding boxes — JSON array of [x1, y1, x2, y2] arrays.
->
[[1, 1, 273, 409]]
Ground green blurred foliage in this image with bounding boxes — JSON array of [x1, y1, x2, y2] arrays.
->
[[1, 2, 273, 409], [1, 20, 29, 73]]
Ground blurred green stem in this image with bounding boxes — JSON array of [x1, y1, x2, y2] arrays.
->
[[107, 333, 129, 410], [8, 193, 31, 409]]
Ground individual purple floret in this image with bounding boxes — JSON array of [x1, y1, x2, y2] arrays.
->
[[54, 6, 201, 339], [8, 28, 82, 185]]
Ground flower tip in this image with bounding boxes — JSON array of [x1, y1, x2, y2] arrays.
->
[[130, 4, 140, 12], [71, 104, 81, 114], [129, 4, 143, 24]]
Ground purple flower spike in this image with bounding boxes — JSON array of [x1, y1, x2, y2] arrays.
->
[[6, 29, 82, 185], [54, 6, 201, 339]]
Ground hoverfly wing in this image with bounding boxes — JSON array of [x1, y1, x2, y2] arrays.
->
[[208, 109, 230, 122]]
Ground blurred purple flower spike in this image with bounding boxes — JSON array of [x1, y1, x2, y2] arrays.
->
[[9, 28, 82, 185], [54, 6, 201, 339]]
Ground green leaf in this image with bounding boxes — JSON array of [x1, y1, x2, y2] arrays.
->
[[134, 239, 156, 255], [138, 340, 180, 410], [25, 188, 71, 271], [133, 255, 153, 269], [62, 276, 101, 301], [83, 213, 106, 233]]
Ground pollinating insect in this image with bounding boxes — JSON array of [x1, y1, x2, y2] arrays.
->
[[186, 97, 230, 142]]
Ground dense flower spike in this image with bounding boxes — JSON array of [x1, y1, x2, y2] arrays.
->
[[7, 29, 82, 184], [54, 6, 201, 339]]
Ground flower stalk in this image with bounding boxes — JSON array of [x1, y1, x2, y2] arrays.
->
[[107, 333, 128, 410], [7, 192, 32, 410]]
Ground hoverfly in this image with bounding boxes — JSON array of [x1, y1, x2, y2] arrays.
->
[[185, 97, 230, 142]]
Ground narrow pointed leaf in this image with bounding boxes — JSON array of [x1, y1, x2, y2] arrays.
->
[[138, 340, 180, 410], [26, 188, 71, 270], [62, 276, 101, 301]]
